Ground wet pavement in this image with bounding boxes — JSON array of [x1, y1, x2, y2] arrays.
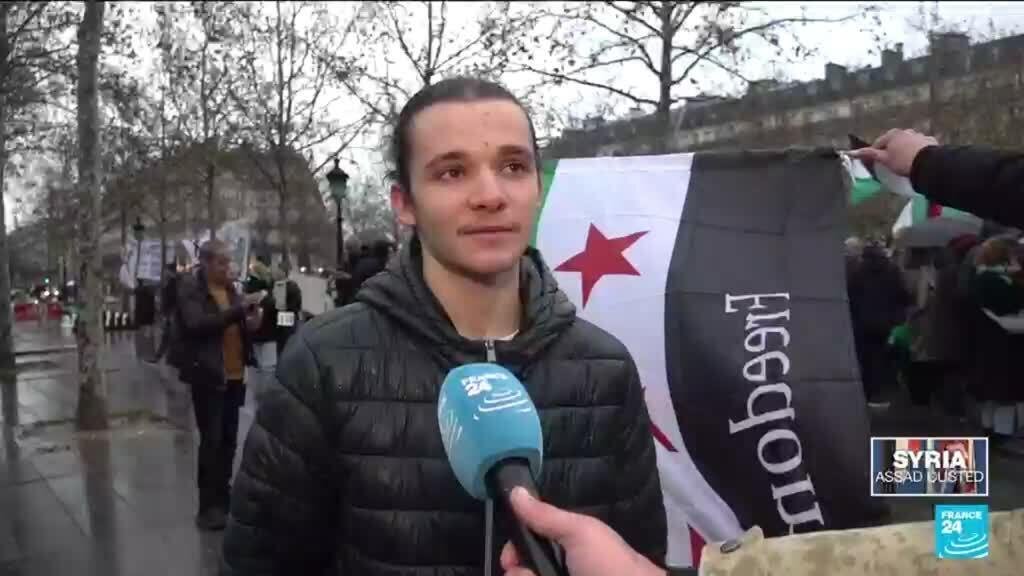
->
[[1, 324, 257, 575], [1, 323, 1022, 574]]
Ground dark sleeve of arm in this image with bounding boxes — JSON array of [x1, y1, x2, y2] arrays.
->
[[911, 145, 1024, 229], [221, 332, 335, 575], [608, 357, 668, 568], [177, 280, 244, 338]]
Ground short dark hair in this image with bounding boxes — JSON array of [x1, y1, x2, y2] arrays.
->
[[388, 76, 540, 196], [198, 239, 229, 263]]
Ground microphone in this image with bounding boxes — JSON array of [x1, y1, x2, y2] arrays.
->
[[438, 363, 568, 576]]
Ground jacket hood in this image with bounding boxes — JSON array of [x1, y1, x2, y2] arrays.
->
[[357, 237, 576, 368]]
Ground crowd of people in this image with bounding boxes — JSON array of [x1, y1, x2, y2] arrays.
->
[[846, 226, 1024, 445], [119, 77, 1024, 575]]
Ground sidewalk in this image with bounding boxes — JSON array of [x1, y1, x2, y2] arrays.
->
[[13, 322, 77, 356], [1, 333, 254, 575]]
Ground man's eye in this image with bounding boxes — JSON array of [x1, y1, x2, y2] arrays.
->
[[503, 161, 532, 175], [438, 167, 464, 181]]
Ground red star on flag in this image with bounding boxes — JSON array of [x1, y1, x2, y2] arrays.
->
[[554, 224, 648, 307]]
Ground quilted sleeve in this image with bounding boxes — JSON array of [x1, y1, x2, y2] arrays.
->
[[221, 331, 337, 575]]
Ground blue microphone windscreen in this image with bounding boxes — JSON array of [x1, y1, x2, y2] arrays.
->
[[438, 363, 543, 500]]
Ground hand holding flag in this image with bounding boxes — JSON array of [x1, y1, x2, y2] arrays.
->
[[850, 129, 939, 178]]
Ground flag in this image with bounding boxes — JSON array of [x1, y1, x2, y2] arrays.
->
[[846, 134, 982, 246], [533, 151, 874, 568], [892, 195, 981, 246]]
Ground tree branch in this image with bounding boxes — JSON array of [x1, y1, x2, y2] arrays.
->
[[515, 62, 658, 106]]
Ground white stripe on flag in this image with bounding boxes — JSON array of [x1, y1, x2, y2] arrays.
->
[[536, 154, 743, 567]]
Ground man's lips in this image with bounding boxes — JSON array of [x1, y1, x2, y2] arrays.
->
[[459, 225, 520, 236]]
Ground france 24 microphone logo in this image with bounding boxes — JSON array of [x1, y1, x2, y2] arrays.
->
[[935, 505, 989, 559], [870, 437, 988, 497]]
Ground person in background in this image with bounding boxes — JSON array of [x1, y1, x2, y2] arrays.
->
[[134, 278, 157, 362], [178, 239, 264, 531], [350, 239, 393, 295], [243, 259, 278, 403], [967, 237, 1024, 443], [847, 242, 911, 407], [933, 235, 980, 419], [270, 265, 302, 358], [153, 263, 179, 363]]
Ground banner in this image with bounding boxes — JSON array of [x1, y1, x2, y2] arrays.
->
[[119, 239, 171, 288], [533, 151, 872, 568]]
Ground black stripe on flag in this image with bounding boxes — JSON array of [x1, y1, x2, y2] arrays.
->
[[664, 149, 880, 536]]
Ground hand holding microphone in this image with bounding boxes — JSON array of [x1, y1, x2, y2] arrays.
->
[[500, 488, 667, 576], [437, 363, 568, 576]]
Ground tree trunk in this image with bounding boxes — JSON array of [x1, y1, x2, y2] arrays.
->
[[75, 0, 107, 431], [655, 1, 673, 154], [0, 7, 15, 372], [275, 149, 290, 274], [206, 159, 216, 240]]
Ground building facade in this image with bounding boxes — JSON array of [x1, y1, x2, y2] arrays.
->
[[98, 145, 335, 278], [544, 32, 1024, 159]]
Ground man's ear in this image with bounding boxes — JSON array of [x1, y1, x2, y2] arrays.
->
[[391, 183, 416, 227]]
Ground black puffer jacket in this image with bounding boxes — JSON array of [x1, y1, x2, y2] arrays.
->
[[222, 240, 667, 576]]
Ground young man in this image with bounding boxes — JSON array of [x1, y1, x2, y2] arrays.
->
[[177, 240, 263, 530], [222, 78, 666, 575]]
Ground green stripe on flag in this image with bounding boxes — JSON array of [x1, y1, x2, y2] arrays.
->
[[850, 177, 882, 205], [531, 159, 559, 247]]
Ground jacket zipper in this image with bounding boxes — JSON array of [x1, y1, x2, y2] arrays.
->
[[484, 339, 496, 362]]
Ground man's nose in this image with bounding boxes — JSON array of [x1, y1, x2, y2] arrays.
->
[[468, 169, 507, 211]]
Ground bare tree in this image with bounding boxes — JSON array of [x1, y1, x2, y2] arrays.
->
[[156, 1, 240, 241], [228, 1, 369, 272], [341, 175, 394, 238], [338, 1, 537, 126], [516, 1, 862, 151], [75, 0, 106, 430], [0, 2, 77, 370]]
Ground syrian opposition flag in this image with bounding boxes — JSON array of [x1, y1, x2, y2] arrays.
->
[[533, 152, 874, 568]]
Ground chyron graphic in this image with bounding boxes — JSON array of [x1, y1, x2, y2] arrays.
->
[[939, 532, 989, 559]]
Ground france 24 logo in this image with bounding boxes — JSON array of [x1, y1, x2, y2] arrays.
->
[[935, 505, 989, 559]]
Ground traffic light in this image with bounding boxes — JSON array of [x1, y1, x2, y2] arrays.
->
[[43, 277, 50, 284]]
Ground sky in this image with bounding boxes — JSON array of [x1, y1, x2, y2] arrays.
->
[[7, 1, 1024, 227]]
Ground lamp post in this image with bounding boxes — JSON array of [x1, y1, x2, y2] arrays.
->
[[325, 158, 349, 271]]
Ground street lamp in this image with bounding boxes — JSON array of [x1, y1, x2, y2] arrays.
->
[[132, 217, 145, 242], [325, 158, 349, 271]]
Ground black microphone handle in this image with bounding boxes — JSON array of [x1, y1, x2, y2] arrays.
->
[[485, 459, 569, 576]]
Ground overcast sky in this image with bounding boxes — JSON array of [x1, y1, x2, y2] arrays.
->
[[7, 1, 1024, 227]]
